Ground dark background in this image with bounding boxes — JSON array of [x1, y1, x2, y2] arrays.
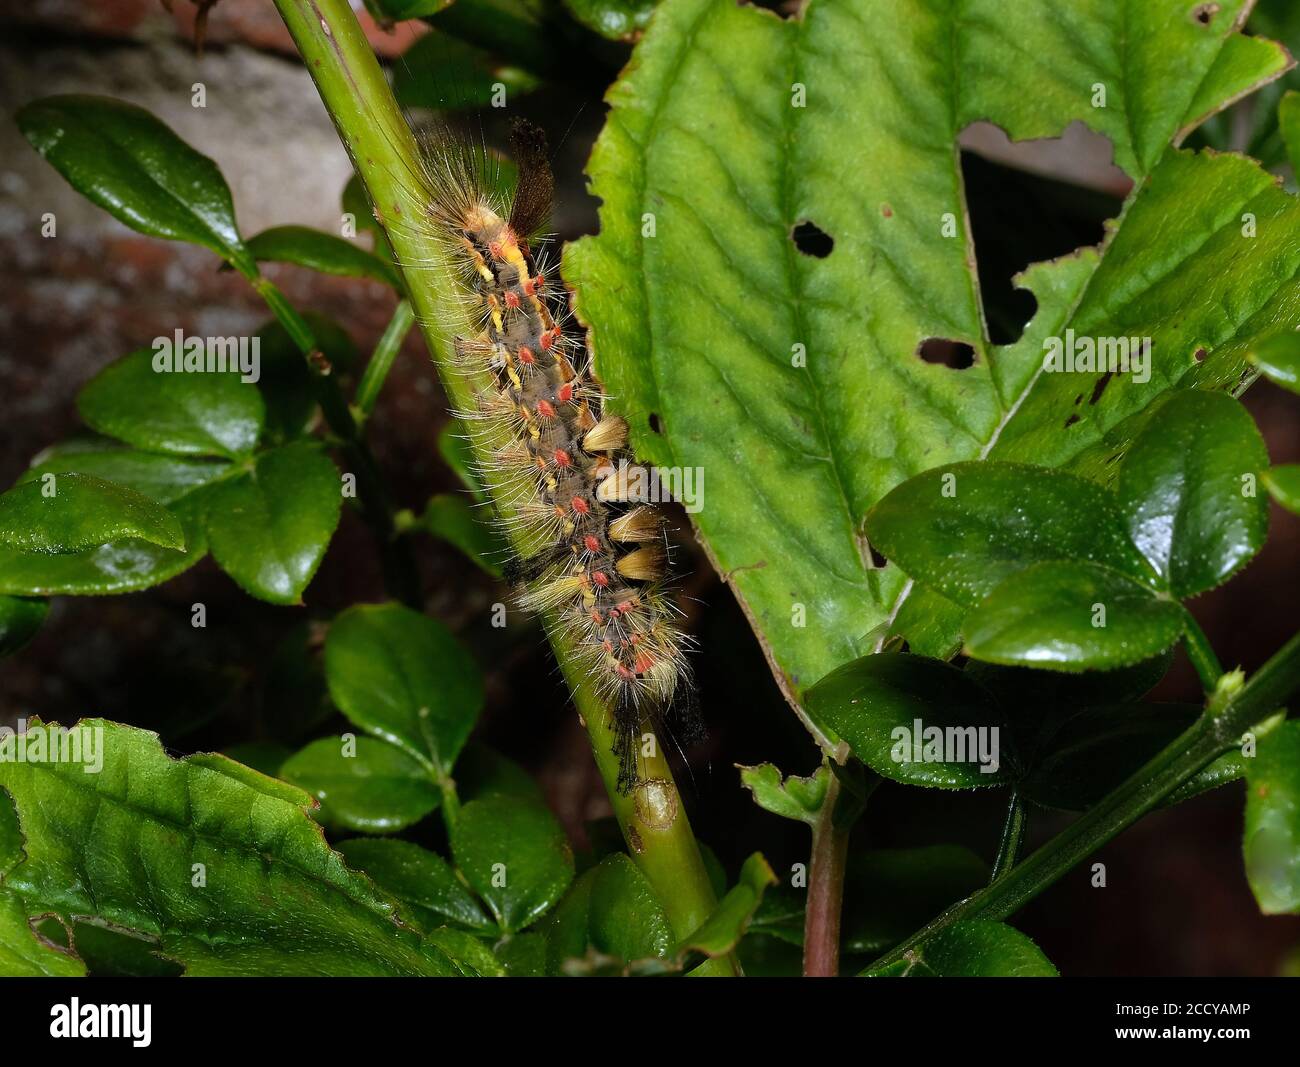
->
[[1, 0, 1298, 976]]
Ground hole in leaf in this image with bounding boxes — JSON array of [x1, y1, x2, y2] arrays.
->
[[866, 541, 888, 569], [918, 338, 976, 369], [1064, 413, 1081, 428], [1088, 369, 1115, 406], [1194, 347, 1206, 363], [959, 121, 1127, 344], [739, 0, 805, 19], [791, 220, 833, 258], [1191, 3, 1219, 25], [648, 412, 663, 433]]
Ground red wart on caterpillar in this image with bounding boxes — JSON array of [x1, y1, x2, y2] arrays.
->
[[411, 119, 699, 793]]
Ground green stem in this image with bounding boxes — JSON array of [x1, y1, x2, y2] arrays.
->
[[990, 790, 1026, 882], [248, 275, 420, 606], [356, 299, 415, 418], [1182, 608, 1225, 693], [275, 0, 729, 970], [871, 629, 1300, 972]]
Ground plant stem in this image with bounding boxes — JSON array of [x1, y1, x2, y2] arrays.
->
[[248, 274, 420, 606], [1182, 608, 1225, 693], [356, 299, 415, 418], [870, 629, 1300, 972], [990, 789, 1026, 882], [275, 0, 729, 969], [803, 769, 850, 977]]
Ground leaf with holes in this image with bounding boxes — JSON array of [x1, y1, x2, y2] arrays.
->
[[564, 0, 1295, 724]]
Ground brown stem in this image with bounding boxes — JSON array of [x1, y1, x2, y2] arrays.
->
[[803, 770, 850, 977]]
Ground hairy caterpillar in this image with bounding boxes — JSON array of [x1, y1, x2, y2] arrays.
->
[[398, 119, 699, 792]]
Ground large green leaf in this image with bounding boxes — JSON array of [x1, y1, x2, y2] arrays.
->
[[864, 919, 1057, 977], [78, 348, 264, 459], [0, 720, 480, 975], [0, 473, 184, 554], [1244, 720, 1300, 914], [336, 838, 494, 933], [204, 442, 341, 605], [17, 95, 255, 275], [324, 602, 484, 776], [564, 0, 1293, 703], [21, 440, 232, 505]]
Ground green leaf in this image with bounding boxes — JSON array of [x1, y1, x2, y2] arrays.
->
[[1117, 391, 1269, 597], [324, 601, 484, 776], [363, 0, 455, 19], [805, 653, 1012, 788], [0, 597, 48, 657], [450, 794, 574, 934], [867, 463, 1152, 607], [0, 720, 471, 975], [1281, 90, 1300, 179], [0, 891, 85, 976], [0, 493, 208, 596], [18, 95, 255, 275], [394, 32, 541, 113], [864, 920, 1057, 977], [280, 736, 440, 833], [1244, 720, 1300, 914], [205, 442, 341, 604], [1247, 328, 1300, 394], [562, 0, 656, 41], [22, 440, 232, 505], [679, 852, 775, 958], [1264, 465, 1300, 515], [843, 845, 989, 957], [244, 225, 401, 289], [335, 838, 494, 933], [564, 0, 1293, 703], [454, 743, 544, 803], [1019, 703, 1200, 811], [964, 561, 1185, 671], [0, 473, 184, 554], [78, 348, 265, 459], [737, 762, 829, 824], [420, 493, 507, 576]]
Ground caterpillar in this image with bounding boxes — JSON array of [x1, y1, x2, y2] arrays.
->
[[399, 119, 699, 793]]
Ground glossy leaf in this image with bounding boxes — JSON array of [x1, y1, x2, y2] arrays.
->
[[244, 225, 401, 289], [78, 348, 264, 459], [336, 838, 494, 933], [964, 561, 1185, 671], [1244, 720, 1300, 914], [1247, 327, 1300, 394], [17, 95, 255, 275], [0, 596, 48, 657], [0, 720, 470, 975], [806, 653, 1012, 788], [1264, 465, 1300, 515], [0, 473, 184, 554], [1117, 391, 1269, 597], [394, 31, 540, 112], [867, 463, 1151, 608], [565, 0, 1293, 702], [22, 441, 232, 505], [865, 920, 1057, 977], [205, 442, 341, 604], [679, 853, 776, 958], [737, 762, 828, 824], [562, 0, 656, 41], [324, 601, 484, 776], [450, 794, 574, 934], [280, 735, 440, 833]]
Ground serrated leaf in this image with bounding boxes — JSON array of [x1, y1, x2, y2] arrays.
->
[[336, 838, 494, 933], [78, 348, 264, 459], [564, 0, 1294, 705], [737, 762, 828, 824], [864, 919, 1057, 977], [0, 473, 184, 554], [450, 794, 574, 934], [0, 720, 470, 976], [1264, 465, 1300, 515], [17, 95, 255, 275], [324, 602, 484, 776], [244, 225, 401, 289], [0, 596, 48, 657], [280, 736, 440, 833], [1117, 391, 1269, 597], [205, 442, 341, 604], [1244, 720, 1300, 914], [964, 561, 1186, 671], [805, 653, 1012, 788]]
